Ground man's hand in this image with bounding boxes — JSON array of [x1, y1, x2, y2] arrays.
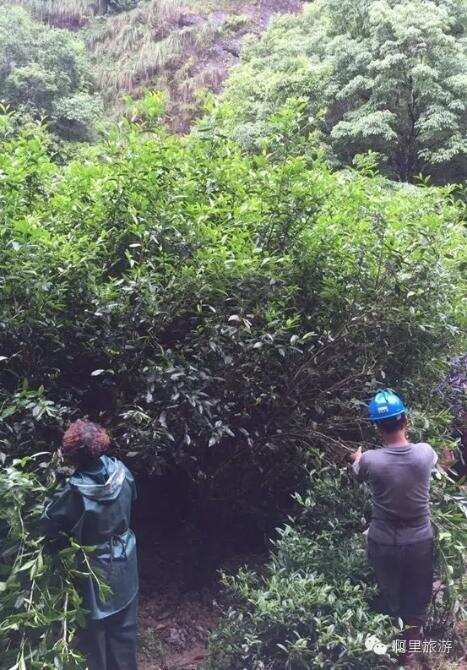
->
[[440, 447, 456, 470], [351, 446, 363, 463]]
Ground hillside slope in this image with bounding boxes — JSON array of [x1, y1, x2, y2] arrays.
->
[[8, 0, 303, 131]]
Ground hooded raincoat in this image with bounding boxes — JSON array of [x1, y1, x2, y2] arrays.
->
[[42, 455, 138, 620]]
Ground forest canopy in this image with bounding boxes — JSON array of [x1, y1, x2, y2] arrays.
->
[[212, 0, 467, 183]]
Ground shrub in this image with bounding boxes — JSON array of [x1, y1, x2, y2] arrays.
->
[[0, 112, 464, 523], [205, 457, 466, 669], [0, 6, 101, 140], [0, 454, 88, 669], [205, 464, 397, 669], [0, 73, 465, 670]]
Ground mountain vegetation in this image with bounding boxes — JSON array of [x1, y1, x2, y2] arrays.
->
[[212, 0, 467, 182], [0, 6, 101, 140], [0, 0, 465, 668], [6, 0, 303, 132]]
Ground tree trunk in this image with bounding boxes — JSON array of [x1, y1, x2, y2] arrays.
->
[[394, 85, 419, 182]]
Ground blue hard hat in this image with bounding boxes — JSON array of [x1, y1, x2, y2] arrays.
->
[[368, 389, 407, 422]]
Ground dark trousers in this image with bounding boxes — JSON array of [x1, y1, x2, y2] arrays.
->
[[79, 595, 138, 670], [367, 538, 434, 625]]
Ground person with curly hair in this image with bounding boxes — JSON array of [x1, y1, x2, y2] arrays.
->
[[41, 419, 139, 670]]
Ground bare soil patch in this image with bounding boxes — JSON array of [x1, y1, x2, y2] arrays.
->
[[166, 0, 305, 131]]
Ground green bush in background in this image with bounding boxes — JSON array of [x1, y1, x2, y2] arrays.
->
[[0, 6, 101, 140], [209, 0, 467, 183]]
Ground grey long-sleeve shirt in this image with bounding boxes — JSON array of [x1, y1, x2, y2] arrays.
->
[[353, 442, 438, 545]]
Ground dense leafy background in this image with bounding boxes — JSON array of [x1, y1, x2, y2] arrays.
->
[[209, 0, 467, 182], [5, 0, 305, 134], [0, 0, 465, 667]]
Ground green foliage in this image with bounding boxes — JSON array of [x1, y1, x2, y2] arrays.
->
[[411, 407, 466, 628], [205, 464, 396, 669], [125, 90, 169, 129], [205, 459, 466, 669], [0, 454, 88, 669], [213, 0, 467, 183], [431, 474, 466, 628], [0, 17, 465, 664], [0, 113, 464, 522], [0, 6, 101, 139], [5, 0, 225, 132]]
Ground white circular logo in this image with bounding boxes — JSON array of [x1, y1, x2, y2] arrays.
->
[[365, 635, 388, 655]]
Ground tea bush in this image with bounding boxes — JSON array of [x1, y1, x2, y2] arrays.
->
[[205, 464, 394, 670], [205, 456, 466, 669], [0, 109, 464, 522], [0, 454, 88, 669]]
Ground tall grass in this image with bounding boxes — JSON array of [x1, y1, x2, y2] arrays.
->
[[87, 0, 184, 49], [9, 0, 94, 28], [5, 0, 242, 129], [87, 0, 220, 98]]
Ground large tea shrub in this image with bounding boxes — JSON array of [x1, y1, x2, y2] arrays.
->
[[0, 110, 464, 521], [0, 93, 465, 668]]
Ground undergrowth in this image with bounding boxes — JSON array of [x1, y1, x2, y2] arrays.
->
[[205, 450, 466, 669]]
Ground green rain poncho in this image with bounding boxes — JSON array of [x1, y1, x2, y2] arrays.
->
[[42, 455, 138, 620]]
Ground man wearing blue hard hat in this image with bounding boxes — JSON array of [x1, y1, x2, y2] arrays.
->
[[352, 390, 438, 663]]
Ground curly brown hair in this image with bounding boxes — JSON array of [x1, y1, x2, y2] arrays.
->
[[62, 419, 111, 463]]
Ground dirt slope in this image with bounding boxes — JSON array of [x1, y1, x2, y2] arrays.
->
[[86, 0, 304, 131], [9, 0, 303, 131]]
